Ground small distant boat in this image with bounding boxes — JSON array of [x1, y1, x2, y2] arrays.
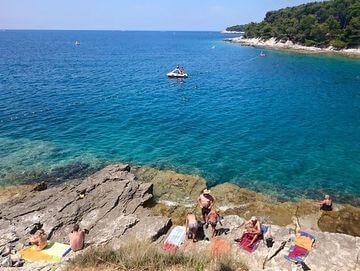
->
[[260, 51, 266, 57], [167, 68, 188, 78], [75, 41, 80, 46]]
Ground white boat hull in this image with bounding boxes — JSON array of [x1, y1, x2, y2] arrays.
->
[[167, 72, 188, 78]]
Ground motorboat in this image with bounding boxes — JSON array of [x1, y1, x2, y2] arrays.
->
[[75, 41, 80, 46], [167, 69, 188, 78], [260, 51, 266, 57]]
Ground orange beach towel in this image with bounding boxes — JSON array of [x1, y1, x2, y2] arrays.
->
[[294, 235, 313, 251]]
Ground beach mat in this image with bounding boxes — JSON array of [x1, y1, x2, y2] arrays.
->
[[19, 242, 71, 263], [285, 231, 315, 263], [239, 233, 261, 253], [163, 226, 186, 252]]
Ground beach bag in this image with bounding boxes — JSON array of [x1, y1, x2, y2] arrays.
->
[[261, 224, 274, 248]]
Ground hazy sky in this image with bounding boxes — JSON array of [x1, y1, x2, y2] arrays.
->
[[1, 0, 317, 31]]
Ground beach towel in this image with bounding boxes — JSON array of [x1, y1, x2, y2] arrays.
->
[[239, 233, 261, 253], [163, 226, 186, 252], [294, 235, 313, 251], [19, 242, 71, 263], [285, 231, 315, 263]]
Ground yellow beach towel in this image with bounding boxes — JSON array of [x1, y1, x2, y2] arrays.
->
[[19, 242, 71, 263], [19, 247, 55, 262]]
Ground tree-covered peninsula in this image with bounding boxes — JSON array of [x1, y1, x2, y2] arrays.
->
[[226, 0, 360, 49]]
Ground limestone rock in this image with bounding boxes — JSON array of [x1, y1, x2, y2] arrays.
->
[[131, 166, 206, 204], [31, 182, 48, 192], [318, 204, 360, 236], [0, 164, 172, 270], [1, 164, 359, 271], [137, 170, 360, 236], [179, 215, 360, 271]]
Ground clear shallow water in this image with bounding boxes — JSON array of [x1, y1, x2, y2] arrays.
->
[[1, 31, 359, 204]]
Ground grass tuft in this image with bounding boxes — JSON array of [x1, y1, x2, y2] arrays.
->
[[66, 240, 248, 271]]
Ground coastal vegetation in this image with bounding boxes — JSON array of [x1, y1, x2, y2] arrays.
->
[[226, 0, 360, 49], [66, 240, 248, 271]]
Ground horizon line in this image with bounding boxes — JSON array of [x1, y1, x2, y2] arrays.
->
[[0, 28, 225, 32]]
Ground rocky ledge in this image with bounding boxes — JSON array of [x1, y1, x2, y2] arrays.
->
[[224, 37, 360, 58], [131, 166, 360, 237], [1, 164, 359, 271], [0, 164, 171, 270]]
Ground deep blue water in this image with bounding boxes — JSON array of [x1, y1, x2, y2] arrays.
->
[[1, 31, 359, 204]]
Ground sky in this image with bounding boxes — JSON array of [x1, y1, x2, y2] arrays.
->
[[0, 0, 318, 31]]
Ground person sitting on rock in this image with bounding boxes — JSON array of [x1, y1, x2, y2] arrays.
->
[[186, 212, 198, 242], [29, 229, 48, 251], [197, 189, 215, 223], [320, 195, 333, 211], [207, 209, 222, 238], [69, 224, 87, 251], [240, 216, 261, 247]]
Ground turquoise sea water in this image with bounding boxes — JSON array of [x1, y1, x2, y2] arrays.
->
[[1, 31, 359, 204]]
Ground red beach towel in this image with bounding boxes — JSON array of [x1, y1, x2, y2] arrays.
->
[[288, 245, 308, 258], [239, 233, 261, 253]]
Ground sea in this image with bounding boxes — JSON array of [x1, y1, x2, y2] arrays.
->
[[0, 30, 359, 204]]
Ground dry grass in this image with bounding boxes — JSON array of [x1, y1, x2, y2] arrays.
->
[[66, 240, 248, 271]]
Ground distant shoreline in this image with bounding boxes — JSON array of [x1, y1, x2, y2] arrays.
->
[[225, 37, 360, 58], [221, 30, 244, 34]]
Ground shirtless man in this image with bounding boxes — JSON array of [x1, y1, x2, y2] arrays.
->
[[240, 216, 261, 247], [29, 229, 48, 251], [197, 189, 215, 223], [207, 209, 222, 238], [69, 224, 87, 251], [186, 212, 198, 242], [320, 195, 333, 211]]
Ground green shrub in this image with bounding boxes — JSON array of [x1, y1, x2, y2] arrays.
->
[[304, 39, 317, 47], [330, 39, 347, 49]]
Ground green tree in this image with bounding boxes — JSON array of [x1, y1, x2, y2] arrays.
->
[[227, 0, 360, 49], [331, 39, 347, 49], [345, 16, 360, 46]]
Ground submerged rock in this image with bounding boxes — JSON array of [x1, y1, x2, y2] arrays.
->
[[31, 181, 47, 192]]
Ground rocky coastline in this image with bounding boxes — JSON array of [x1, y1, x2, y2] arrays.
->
[[221, 30, 245, 34], [1, 164, 359, 270], [224, 37, 360, 58]]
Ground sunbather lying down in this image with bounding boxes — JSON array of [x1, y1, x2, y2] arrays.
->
[[29, 229, 48, 251], [240, 216, 261, 247]]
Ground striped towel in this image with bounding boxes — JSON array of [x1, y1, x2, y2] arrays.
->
[[163, 226, 186, 252]]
